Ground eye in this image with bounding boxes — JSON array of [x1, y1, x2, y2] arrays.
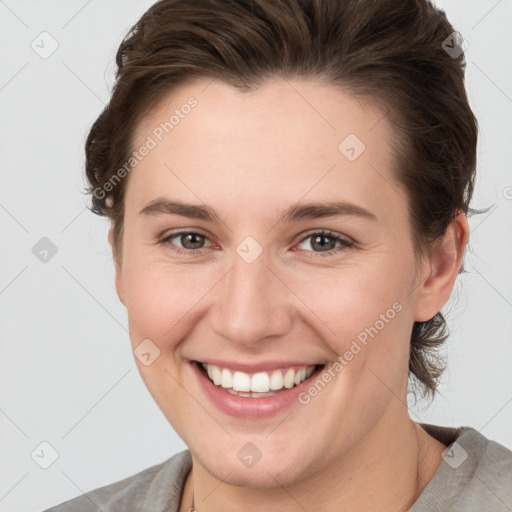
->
[[295, 230, 354, 257], [158, 230, 212, 255], [158, 229, 354, 258]]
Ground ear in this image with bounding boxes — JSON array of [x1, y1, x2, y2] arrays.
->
[[413, 211, 469, 322], [108, 227, 126, 307]]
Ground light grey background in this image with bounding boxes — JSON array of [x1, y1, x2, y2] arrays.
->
[[0, 1, 511, 511]]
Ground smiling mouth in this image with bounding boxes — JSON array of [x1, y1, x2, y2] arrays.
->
[[195, 361, 325, 397]]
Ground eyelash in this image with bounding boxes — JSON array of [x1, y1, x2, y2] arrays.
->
[[158, 229, 354, 258]]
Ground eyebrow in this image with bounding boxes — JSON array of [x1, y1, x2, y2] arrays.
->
[[139, 197, 377, 223]]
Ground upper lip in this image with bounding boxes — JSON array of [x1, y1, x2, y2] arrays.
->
[[193, 359, 325, 373]]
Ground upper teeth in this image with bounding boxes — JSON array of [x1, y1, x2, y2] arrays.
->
[[202, 363, 316, 393]]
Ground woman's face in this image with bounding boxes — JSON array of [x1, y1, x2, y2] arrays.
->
[[114, 78, 435, 487]]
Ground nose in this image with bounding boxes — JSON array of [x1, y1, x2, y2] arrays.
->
[[210, 248, 294, 347]]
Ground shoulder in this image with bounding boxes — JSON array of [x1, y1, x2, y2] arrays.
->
[[463, 428, 512, 498], [41, 449, 192, 512], [412, 425, 512, 512]]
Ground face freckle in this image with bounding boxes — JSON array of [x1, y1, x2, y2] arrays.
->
[[115, 77, 427, 489]]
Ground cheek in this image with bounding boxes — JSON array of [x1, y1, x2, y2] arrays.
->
[[288, 261, 413, 384], [122, 260, 217, 343], [121, 262, 215, 422], [293, 262, 409, 337]]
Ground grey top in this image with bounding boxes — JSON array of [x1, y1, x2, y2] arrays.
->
[[43, 423, 512, 511]]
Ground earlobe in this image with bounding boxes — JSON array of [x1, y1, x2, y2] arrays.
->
[[413, 212, 469, 322], [108, 227, 126, 307]]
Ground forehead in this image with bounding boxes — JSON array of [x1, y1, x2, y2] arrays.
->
[[134, 77, 391, 149], [128, 78, 405, 222]]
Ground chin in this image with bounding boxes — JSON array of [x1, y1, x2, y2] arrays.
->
[[193, 445, 315, 489]]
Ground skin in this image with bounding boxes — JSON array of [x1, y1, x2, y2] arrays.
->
[[109, 77, 469, 512]]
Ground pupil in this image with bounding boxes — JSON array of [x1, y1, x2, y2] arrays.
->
[[183, 233, 203, 249], [313, 235, 334, 251]]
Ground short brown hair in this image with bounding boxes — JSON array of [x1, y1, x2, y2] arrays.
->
[[84, 0, 485, 401]]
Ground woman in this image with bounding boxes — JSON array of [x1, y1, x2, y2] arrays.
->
[[44, 0, 512, 510]]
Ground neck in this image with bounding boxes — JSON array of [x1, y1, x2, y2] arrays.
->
[[180, 410, 446, 512]]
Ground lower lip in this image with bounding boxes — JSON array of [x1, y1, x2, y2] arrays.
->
[[191, 361, 324, 419]]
